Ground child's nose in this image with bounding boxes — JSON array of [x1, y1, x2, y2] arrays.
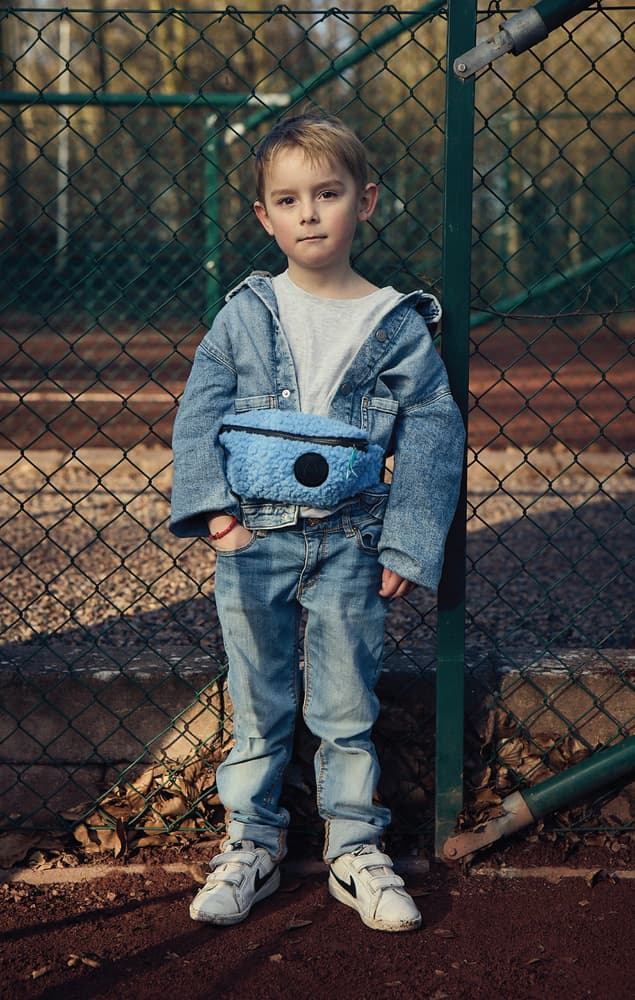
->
[[300, 200, 318, 223]]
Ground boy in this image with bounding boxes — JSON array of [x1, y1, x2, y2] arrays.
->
[[170, 111, 464, 932]]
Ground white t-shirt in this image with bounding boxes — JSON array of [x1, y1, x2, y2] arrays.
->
[[272, 271, 404, 416], [271, 271, 404, 516]]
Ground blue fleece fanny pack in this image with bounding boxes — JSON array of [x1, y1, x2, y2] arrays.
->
[[219, 410, 384, 507]]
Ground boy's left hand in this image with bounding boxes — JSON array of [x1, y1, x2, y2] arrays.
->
[[379, 568, 417, 599]]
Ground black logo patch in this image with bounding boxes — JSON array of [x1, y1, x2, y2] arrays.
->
[[255, 866, 277, 893], [331, 870, 357, 899], [293, 452, 329, 487]]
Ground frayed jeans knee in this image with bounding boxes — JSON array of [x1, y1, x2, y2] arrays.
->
[[213, 488, 391, 862]]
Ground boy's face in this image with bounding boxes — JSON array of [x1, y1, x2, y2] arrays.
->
[[254, 147, 377, 281]]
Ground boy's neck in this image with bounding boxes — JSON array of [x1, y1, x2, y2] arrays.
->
[[286, 261, 378, 300]]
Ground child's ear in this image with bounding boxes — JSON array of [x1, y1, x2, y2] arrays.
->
[[254, 200, 275, 236], [358, 183, 378, 222]]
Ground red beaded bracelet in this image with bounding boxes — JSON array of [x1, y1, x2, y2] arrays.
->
[[209, 516, 239, 540]]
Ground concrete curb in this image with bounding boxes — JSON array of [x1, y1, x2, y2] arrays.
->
[[3, 860, 634, 886], [0, 856, 431, 884]]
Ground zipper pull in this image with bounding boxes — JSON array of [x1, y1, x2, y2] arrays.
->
[[346, 447, 359, 480]]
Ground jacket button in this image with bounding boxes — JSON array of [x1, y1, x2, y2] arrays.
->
[[281, 389, 291, 398], [340, 382, 351, 396], [375, 329, 386, 342]]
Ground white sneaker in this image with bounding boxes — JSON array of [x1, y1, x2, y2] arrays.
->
[[189, 840, 280, 925], [328, 844, 422, 932]]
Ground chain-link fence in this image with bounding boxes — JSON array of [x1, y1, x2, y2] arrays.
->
[[0, 4, 633, 860]]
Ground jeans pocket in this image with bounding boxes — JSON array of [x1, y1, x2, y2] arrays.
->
[[353, 518, 383, 554], [351, 491, 387, 554], [356, 484, 390, 520], [212, 531, 259, 557]]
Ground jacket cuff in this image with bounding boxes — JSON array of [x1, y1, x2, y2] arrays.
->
[[170, 491, 241, 537], [378, 547, 442, 591]]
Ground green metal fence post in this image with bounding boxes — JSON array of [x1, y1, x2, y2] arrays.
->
[[435, 0, 476, 859]]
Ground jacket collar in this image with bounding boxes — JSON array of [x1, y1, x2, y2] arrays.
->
[[225, 270, 441, 330]]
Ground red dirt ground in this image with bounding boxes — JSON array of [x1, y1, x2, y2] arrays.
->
[[2, 846, 634, 1000]]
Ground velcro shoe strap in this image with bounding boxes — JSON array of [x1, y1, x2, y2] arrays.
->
[[211, 851, 257, 868], [367, 873, 405, 890], [207, 869, 244, 887], [352, 852, 393, 872]]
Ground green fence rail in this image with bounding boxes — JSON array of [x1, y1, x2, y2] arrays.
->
[[0, 4, 633, 862]]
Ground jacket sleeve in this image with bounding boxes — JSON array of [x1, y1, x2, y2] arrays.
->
[[377, 329, 465, 589], [169, 313, 240, 537]]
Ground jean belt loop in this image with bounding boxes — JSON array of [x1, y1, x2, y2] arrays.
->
[[341, 507, 355, 538]]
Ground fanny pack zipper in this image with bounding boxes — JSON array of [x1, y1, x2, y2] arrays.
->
[[220, 423, 369, 452]]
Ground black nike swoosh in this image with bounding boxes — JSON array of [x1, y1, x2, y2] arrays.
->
[[331, 870, 357, 899], [255, 866, 277, 893]]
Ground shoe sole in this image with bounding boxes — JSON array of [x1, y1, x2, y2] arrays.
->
[[190, 866, 281, 925], [328, 873, 422, 932]]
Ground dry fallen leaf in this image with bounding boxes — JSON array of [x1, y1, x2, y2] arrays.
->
[[81, 955, 101, 969], [496, 738, 524, 767], [188, 863, 207, 885], [30, 965, 53, 980], [284, 918, 313, 932], [585, 869, 610, 888], [0, 832, 52, 868], [70, 753, 222, 857]]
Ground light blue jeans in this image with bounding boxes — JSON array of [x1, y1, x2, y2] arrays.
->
[[213, 486, 392, 862]]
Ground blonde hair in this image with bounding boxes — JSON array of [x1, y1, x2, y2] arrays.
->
[[254, 111, 369, 202]]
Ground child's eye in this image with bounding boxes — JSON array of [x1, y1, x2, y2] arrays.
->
[[277, 196, 295, 206], [320, 190, 338, 200]]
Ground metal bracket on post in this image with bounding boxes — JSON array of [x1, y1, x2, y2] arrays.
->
[[443, 736, 635, 861], [454, 0, 596, 79]]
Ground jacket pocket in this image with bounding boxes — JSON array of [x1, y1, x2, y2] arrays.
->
[[361, 396, 399, 454]]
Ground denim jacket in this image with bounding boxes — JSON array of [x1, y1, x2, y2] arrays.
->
[[170, 272, 465, 588]]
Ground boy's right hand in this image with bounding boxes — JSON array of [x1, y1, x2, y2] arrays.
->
[[207, 513, 254, 552]]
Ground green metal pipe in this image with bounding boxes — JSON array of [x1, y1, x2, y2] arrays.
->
[[524, 734, 635, 819], [0, 89, 249, 108], [470, 240, 635, 328], [535, 0, 596, 33]]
